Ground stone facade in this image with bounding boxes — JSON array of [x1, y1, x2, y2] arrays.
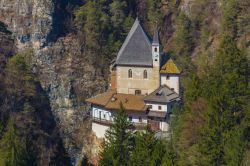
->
[[116, 65, 160, 95]]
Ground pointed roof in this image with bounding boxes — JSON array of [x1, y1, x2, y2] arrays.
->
[[152, 30, 159, 45], [115, 18, 152, 67], [144, 85, 180, 103], [160, 58, 181, 74]]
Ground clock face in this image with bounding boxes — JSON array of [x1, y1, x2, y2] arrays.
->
[[155, 54, 158, 58]]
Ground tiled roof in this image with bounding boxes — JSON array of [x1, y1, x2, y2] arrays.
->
[[144, 85, 180, 103], [85, 90, 115, 106], [115, 18, 152, 67], [106, 93, 147, 112], [160, 58, 180, 74], [86, 90, 147, 112]]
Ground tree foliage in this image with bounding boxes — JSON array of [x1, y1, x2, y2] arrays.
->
[[0, 118, 28, 166], [198, 35, 249, 165], [99, 104, 132, 166]]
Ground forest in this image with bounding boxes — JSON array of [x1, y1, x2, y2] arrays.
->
[[0, 0, 249, 165]]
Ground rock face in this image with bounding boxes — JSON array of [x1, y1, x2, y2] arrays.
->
[[0, 0, 54, 49], [0, 0, 107, 163]]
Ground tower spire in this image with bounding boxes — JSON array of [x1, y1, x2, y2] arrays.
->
[[152, 29, 159, 46]]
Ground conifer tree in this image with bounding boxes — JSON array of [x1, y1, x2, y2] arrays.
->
[[129, 129, 156, 166], [0, 117, 28, 166], [99, 104, 132, 166], [198, 35, 249, 165], [129, 129, 176, 166], [146, 0, 163, 33], [171, 12, 194, 70], [4, 53, 36, 112]]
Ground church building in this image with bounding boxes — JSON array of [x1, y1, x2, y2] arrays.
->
[[86, 18, 181, 138]]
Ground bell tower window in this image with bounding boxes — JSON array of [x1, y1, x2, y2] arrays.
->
[[143, 70, 147, 79], [128, 69, 132, 78], [154, 47, 157, 52]]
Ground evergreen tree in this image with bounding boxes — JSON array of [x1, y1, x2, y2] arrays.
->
[[0, 118, 28, 166], [99, 104, 132, 166], [146, 0, 163, 33], [4, 53, 36, 112], [171, 12, 194, 70], [75, 0, 108, 50], [198, 35, 249, 165], [129, 129, 176, 166], [129, 129, 156, 166], [222, 0, 239, 38]]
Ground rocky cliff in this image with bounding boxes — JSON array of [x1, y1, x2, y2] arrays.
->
[[0, 0, 107, 163]]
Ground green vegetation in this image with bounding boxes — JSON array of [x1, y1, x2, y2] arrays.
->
[[0, 52, 71, 165], [75, 0, 133, 64], [99, 105, 176, 166], [198, 35, 249, 165], [0, 118, 28, 166], [146, 0, 163, 33], [99, 104, 132, 166], [171, 12, 194, 70]]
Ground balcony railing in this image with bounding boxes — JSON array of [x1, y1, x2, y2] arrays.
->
[[92, 117, 114, 125], [92, 117, 147, 129]]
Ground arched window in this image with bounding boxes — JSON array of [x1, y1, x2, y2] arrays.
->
[[128, 69, 132, 78], [143, 70, 147, 79], [154, 47, 157, 52]]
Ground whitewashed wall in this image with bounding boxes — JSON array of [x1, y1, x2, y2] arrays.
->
[[92, 122, 110, 138], [145, 102, 168, 112], [160, 74, 179, 94], [127, 114, 147, 123]]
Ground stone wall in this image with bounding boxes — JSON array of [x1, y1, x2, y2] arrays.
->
[[116, 66, 160, 95]]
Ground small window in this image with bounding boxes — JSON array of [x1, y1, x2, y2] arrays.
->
[[129, 116, 132, 121], [135, 90, 141, 95], [148, 105, 152, 109], [158, 106, 162, 110], [166, 75, 170, 80], [139, 117, 142, 122], [99, 111, 101, 119], [154, 47, 157, 52], [143, 70, 147, 79], [128, 69, 132, 78], [103, 113, 106, 119]]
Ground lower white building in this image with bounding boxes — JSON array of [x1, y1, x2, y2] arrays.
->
[[86, 85, 180, 138]]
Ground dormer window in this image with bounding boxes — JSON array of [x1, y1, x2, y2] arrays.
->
[[143, 70, 147, 79], [128, 69, 132, 78], [154, 47, 157, 52]]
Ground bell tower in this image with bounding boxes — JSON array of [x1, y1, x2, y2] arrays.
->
[[151, 30, 161, 88], [152, 30, 160, 68]]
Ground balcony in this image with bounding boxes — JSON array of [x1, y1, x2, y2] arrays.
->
[[92, 117, 147, 129], [92, 117, 114, 126]]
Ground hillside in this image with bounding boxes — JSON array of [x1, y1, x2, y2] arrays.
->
[[0, 0, 249, 165]]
